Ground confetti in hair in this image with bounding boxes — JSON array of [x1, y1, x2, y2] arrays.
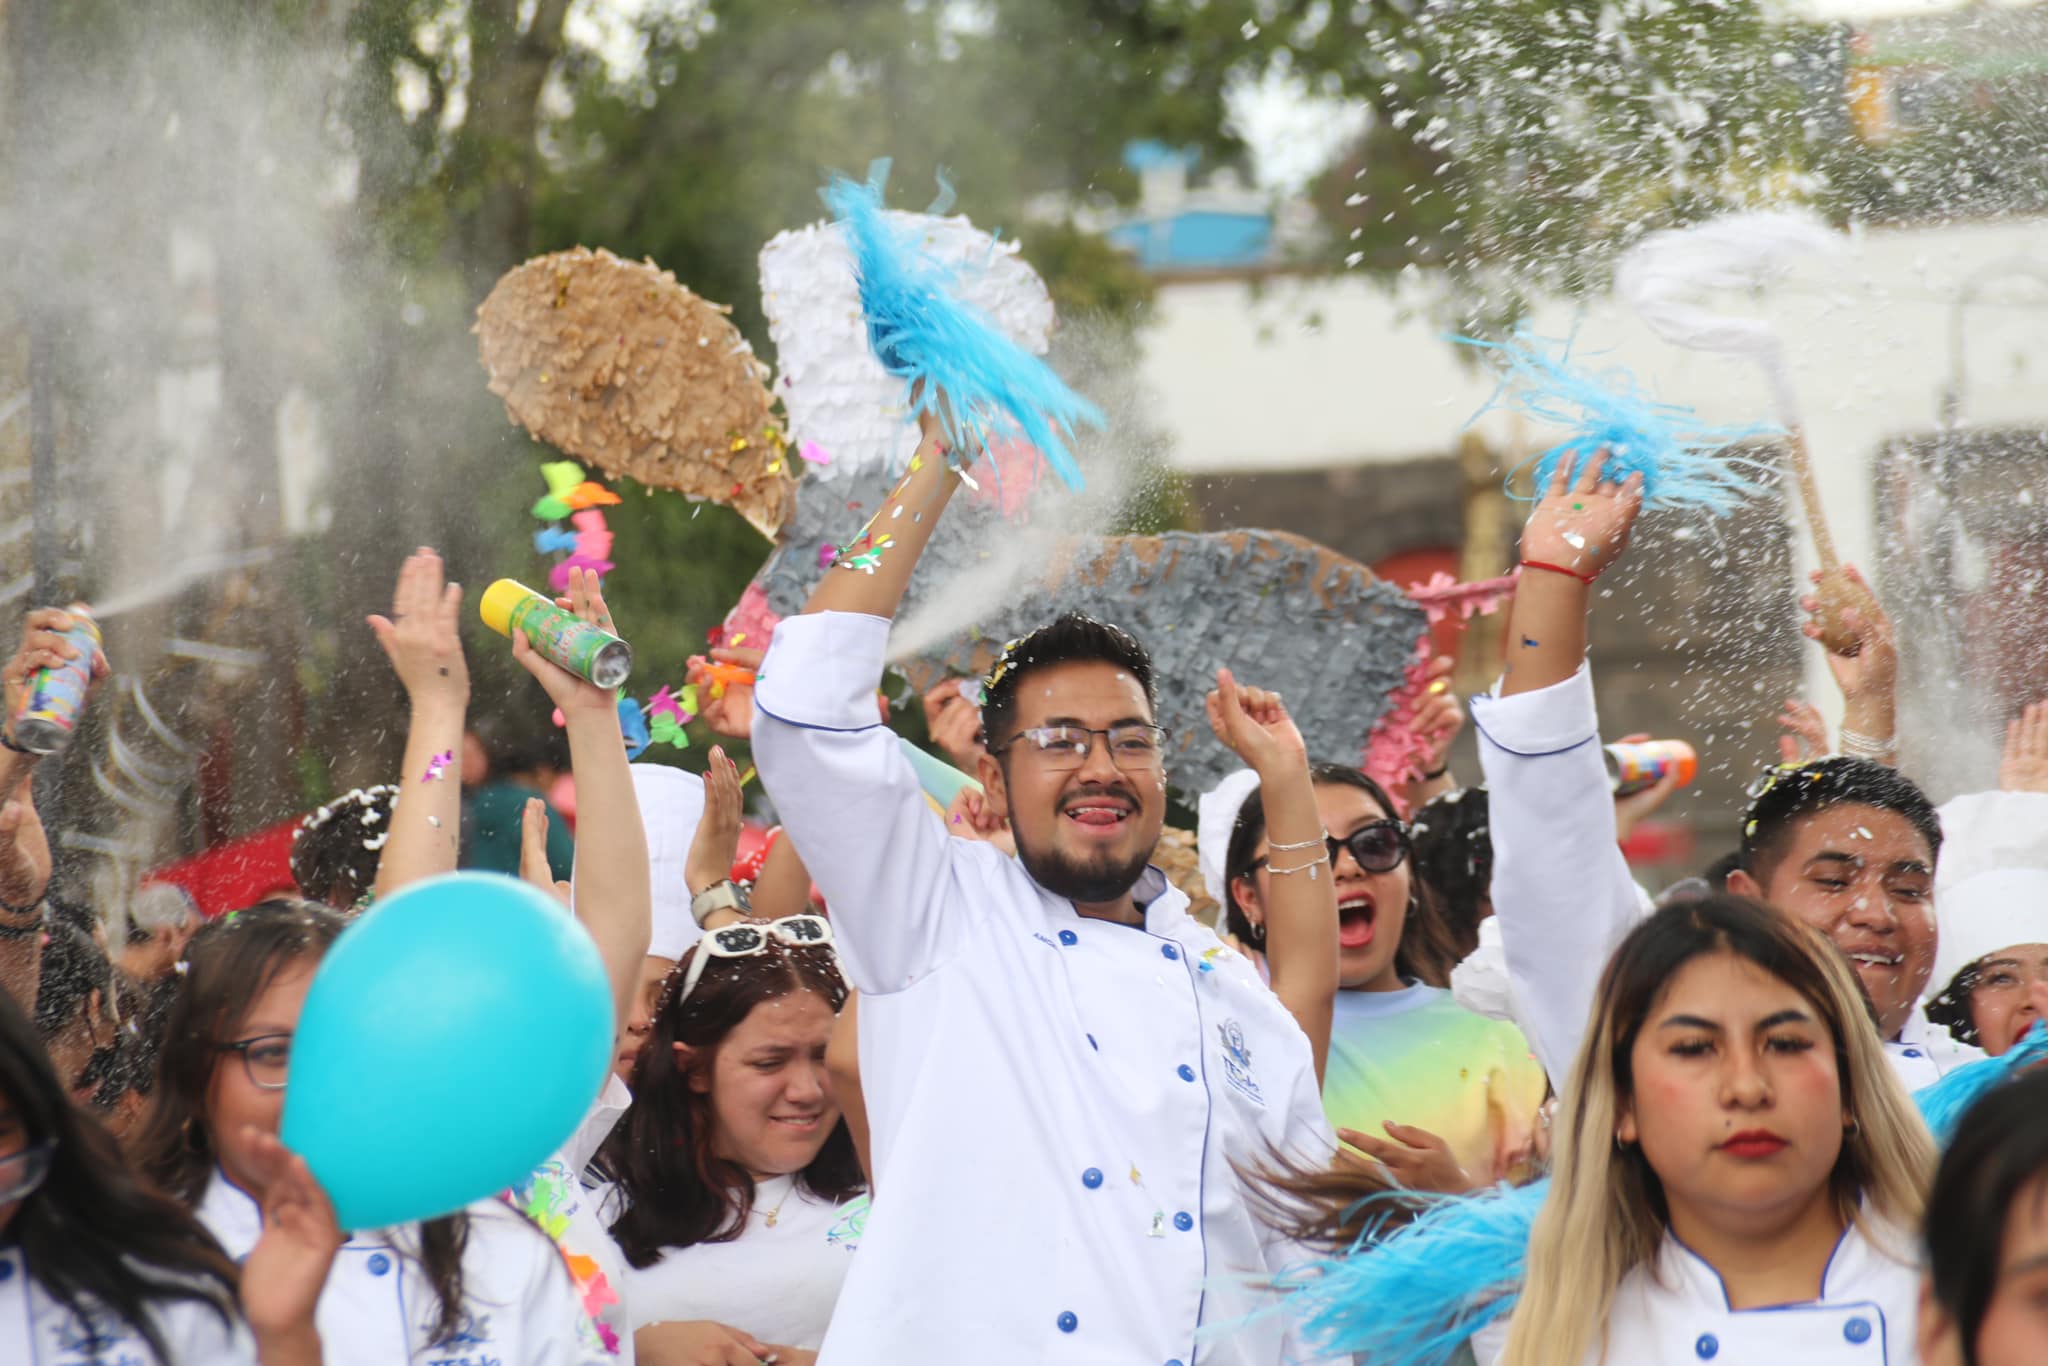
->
[[1454, 331, 1777, 514], [822, 160, 1103, 493]]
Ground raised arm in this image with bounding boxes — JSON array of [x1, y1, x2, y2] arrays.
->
[[0, 608, 106, 1011], [368, 550, 468, 899], [751, 409, 981, 994], [801, 409, 957, 620], [1801, 563, 1897, 766], [1474, 455, 1647, 1084], [1205, 668, 1339, 1081], [511, 569, 650, 1031]]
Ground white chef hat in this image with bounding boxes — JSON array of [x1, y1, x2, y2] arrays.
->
[[1930, 867, 2048, 1005], [569, 762, 709, 962], [1196, 768, 1262, 908]]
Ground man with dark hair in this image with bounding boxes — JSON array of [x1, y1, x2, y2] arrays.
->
[[1726, 756, 1954, 1073], [752, 412, 1341, 1365]]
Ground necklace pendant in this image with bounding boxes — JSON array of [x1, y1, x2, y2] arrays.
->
[[765, 1209, 778, 1228]]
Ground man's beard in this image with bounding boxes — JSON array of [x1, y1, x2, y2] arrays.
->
[[1017, 838, 1155, 906]]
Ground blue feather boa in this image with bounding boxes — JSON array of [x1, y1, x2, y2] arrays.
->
[[1455, 331, 1778, 515], [1283, 1022, 2048, 1365], [821, 160, 1103, 492]]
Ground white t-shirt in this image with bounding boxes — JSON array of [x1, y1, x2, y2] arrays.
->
[[620, 1176, 867, 1351]]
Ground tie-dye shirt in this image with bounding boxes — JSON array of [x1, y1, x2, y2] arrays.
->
[[1322, 983, 1547, 1185]]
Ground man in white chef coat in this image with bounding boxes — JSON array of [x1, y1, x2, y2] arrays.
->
[[751, 414, 1341, 1365]]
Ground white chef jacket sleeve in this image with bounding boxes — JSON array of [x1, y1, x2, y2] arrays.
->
[[752, 610, 968, 994], [1471, 661, 1649, 1086]]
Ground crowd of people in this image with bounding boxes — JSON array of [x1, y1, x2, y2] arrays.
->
[[0, 409, 2044, 1365]]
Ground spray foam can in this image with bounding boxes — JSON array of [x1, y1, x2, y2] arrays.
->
[[13, 606, 103, 755], [479, 580, 633, 689], [1604, 739, 1698, 797]]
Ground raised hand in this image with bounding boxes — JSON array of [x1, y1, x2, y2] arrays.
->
[[1775, 698, 1832, 765], [1205, 667, 1308, 780], [921, 677, 987, 772], [519, 797, 571, 908], [944, 785, 1015, 855], [511, 566, 618, 717], [1339, 1122, 1475, 1195], [686, 746, 744, 895], [1406, 655, 1464, 778], [367, 548, 467, 705], [0, 780, 49, 912], [2, 606, 109, 741], [1519, 451, 1645, 583], [691, 646, 763, 740], [2001, 699, 2048, 794], [1800, 564, 1895, 697], [237, 1128, 343, 1354]]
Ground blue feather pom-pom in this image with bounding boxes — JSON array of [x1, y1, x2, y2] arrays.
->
[[1455, 331, 1778, 515], [822, 160, 1103, 493], [1271, 1178, 1548, 1366], [1269, 1037, 2042, 1365], [1913, 1018, 2048, 1147]]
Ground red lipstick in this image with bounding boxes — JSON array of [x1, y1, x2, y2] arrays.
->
[[1717, 1129, 1788, 1159]]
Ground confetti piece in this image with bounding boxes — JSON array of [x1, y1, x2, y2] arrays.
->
[[422, 750, 454, 783], [738, 765, 756, 788], [1562, 531, 1587, 551], [798, 440, 833, 465], [1521, 637, 1540, 648], [532, 460, 588, 520]]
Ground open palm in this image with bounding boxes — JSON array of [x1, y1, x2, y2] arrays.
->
[[1519, 452, 1645, 581]]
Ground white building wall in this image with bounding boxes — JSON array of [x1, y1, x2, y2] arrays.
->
[[1135, 215, 2048, 719]]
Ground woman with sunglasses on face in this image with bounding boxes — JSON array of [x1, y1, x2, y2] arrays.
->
[[0, 979, 339, 1364], [598, 917, 864, 1366], [1218, 763, 1546, 1193]]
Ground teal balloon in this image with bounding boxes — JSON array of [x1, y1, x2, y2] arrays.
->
[[281, 872, 612, 1230]]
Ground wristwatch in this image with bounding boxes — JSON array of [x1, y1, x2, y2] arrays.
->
[[689, 879, 748, 927]]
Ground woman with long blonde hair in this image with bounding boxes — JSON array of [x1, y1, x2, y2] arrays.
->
[[1503, 892, 1934, 1364]]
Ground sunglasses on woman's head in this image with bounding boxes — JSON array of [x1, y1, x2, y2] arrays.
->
[[670, 914, 837, 1013], [1254, 820, 1410, 875]]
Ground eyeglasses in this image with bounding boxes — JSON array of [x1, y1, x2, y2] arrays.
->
[[672, 915, 837, 1013], [0, 1139, 54, 1204], [1255, 820, 1411, 875], [218, 1033, 293, 1092], [991, 723, 1170, 772]]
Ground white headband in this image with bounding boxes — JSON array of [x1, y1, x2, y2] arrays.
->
[[1196, 768, 1262, 907]]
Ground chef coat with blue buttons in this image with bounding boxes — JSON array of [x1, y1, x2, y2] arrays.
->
[[1579, 1217, 1921, 1365], [0, 1242, 254, 1365], [199, 1170, 606, 1366], [753, 611, 1339, 1366], [1473, 662, 1980, 1093]]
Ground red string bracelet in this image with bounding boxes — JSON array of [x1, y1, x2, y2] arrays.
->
[[1520, 560, 1599, 586]]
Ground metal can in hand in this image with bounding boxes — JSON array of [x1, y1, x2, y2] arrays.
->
[[14, 606, 103, 755], [478, 580, 632, 689]]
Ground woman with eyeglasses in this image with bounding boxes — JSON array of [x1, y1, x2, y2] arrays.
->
[[0, 976, 340, 1363], [597, 916, 863, 1366], [130, 898, 598, 1364], [1220, 763, 1545, 1193]]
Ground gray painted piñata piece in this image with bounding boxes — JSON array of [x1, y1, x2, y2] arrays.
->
[[756, 471, 1426, 793]]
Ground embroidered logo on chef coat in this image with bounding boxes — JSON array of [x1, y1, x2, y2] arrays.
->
[[54, 1308, 136, 1364], [1217, 1020, 1264, 1105], [424, 1307, 499, 1366]]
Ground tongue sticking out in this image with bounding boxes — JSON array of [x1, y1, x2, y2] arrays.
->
[[1339, 903, 1376, 949], [1068, 807, 1125, 828]]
